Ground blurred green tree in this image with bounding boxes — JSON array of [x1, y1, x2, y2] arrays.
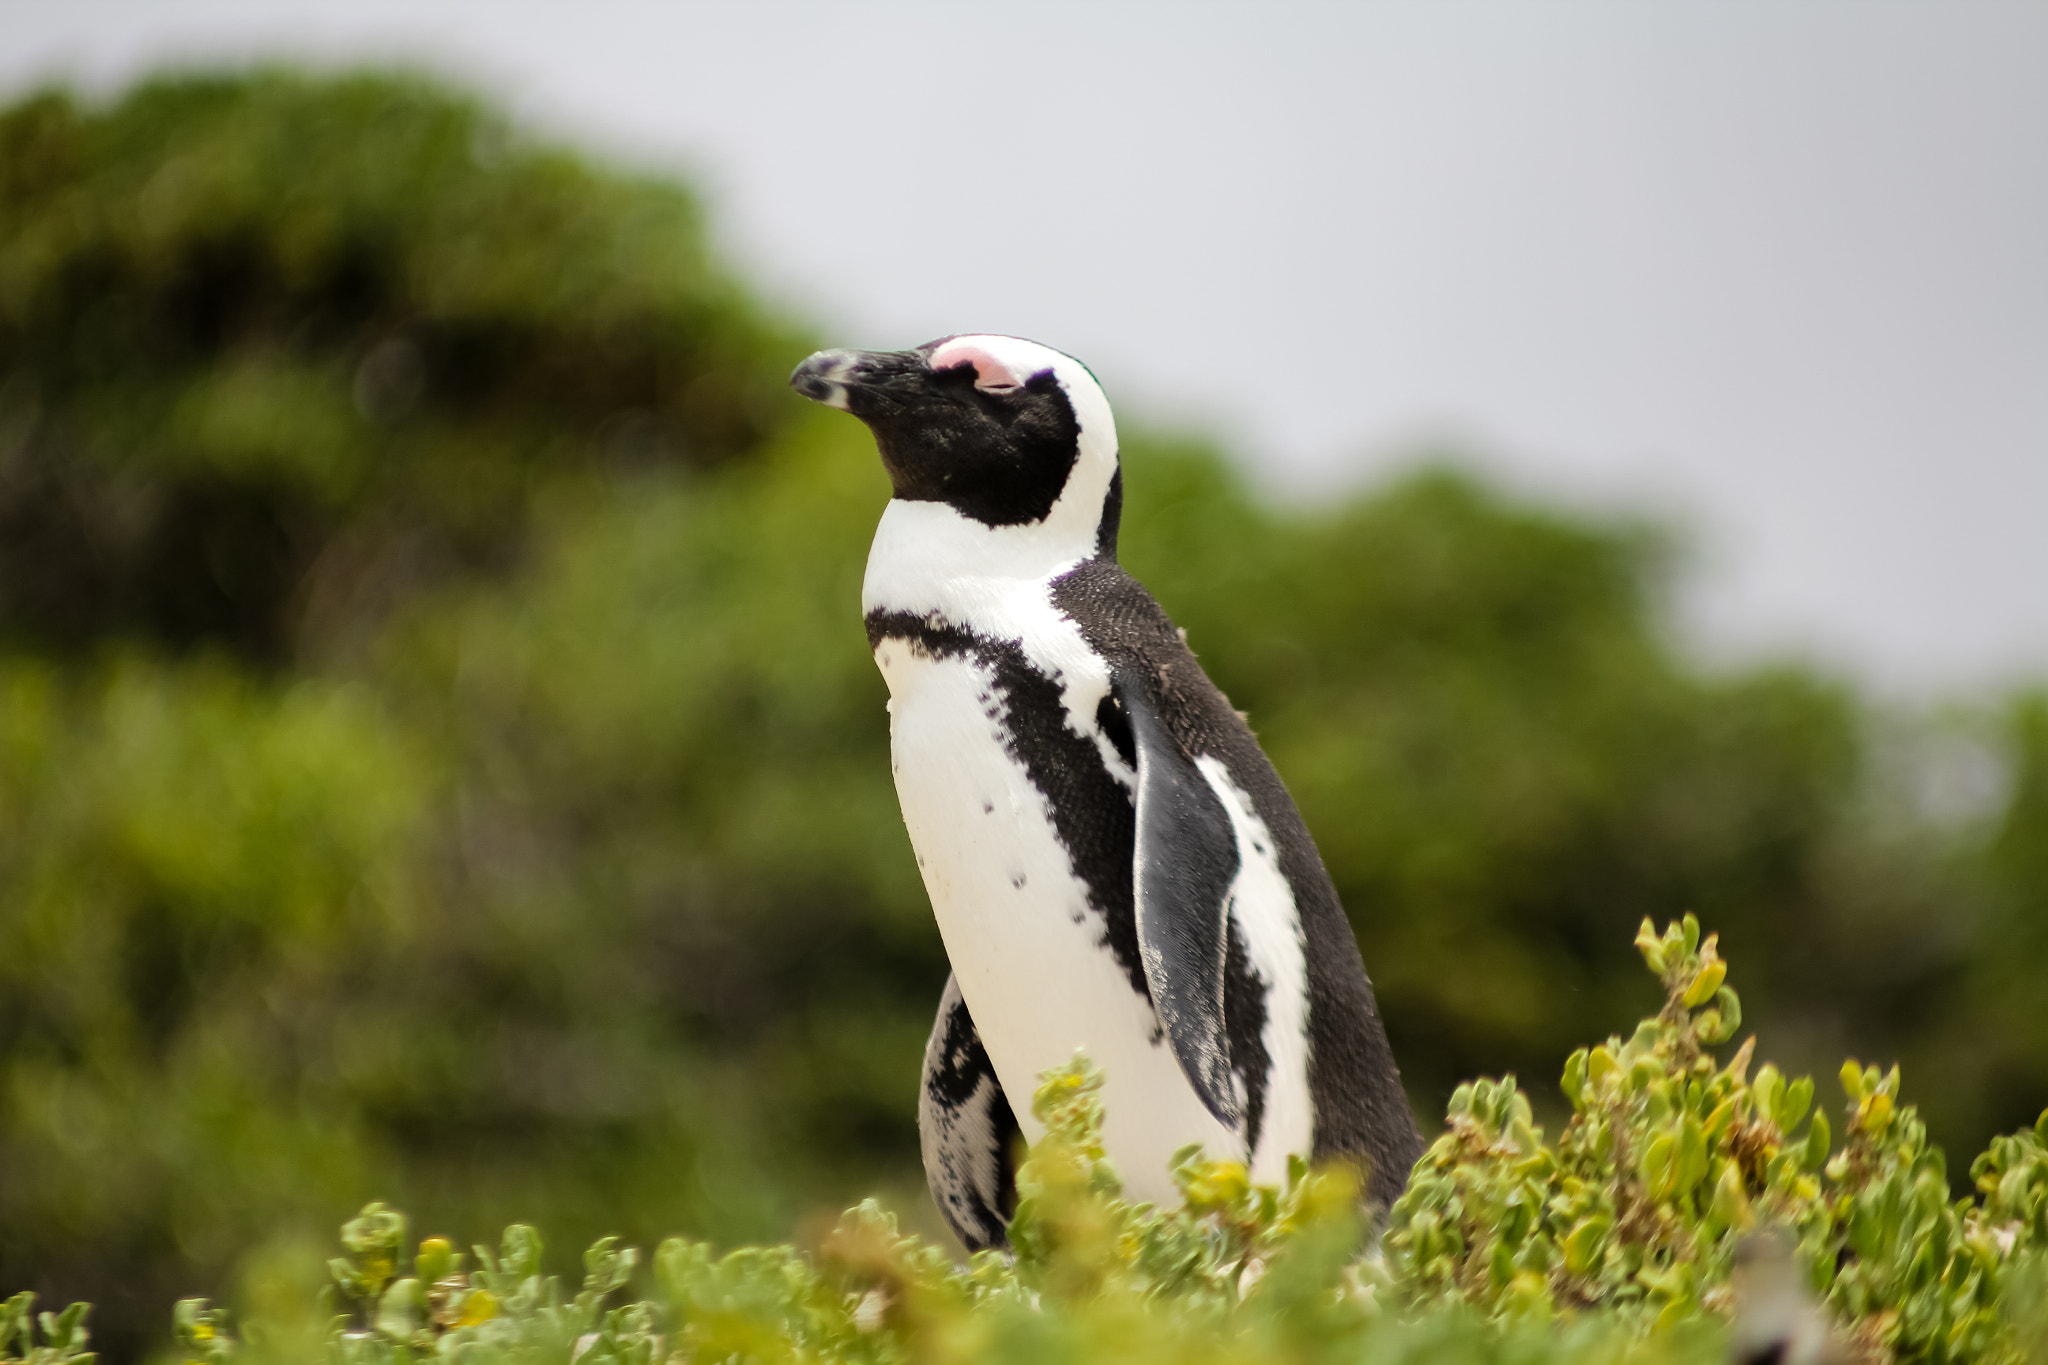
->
[[0, 69, 2038, 1365], [0, 69, 799, 662], [0, 69, 828, 1360]]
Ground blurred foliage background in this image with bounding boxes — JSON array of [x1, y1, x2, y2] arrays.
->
[[0, 70, 2043, 1363]]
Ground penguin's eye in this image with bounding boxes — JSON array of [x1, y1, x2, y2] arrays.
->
[[971, 384, 1025, 425]]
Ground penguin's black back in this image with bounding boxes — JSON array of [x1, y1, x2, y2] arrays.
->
[[1050, 556, 1424, 1208]]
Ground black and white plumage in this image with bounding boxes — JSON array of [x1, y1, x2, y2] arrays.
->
[[790, 335, 1422, 1251]]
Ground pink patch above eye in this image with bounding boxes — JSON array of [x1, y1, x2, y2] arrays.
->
[[929, 338, 1027, 391]]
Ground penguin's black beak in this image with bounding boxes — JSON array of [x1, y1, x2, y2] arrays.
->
[[789, 349, 860, 409], [789, 348, 926, 415]]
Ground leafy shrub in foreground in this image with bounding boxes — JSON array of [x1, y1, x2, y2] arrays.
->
[[146, 1065, 1722, 1365], [13, 921, 2048, 1365], [0, 1295, 94, 1365], [1386, 917, 2048, 1361]]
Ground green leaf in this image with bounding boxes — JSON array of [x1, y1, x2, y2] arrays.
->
[[1781, 1075, 1814, 1132], [1805, 1110, 1832, 1170]]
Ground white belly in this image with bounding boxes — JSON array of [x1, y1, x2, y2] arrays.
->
[[877, 642, 1240, 1204]]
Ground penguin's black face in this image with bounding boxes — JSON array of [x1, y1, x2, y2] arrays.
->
[[790, 337, 1088, 529]]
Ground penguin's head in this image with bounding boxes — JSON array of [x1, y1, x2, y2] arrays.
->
[[791, 335, 1123, 558]]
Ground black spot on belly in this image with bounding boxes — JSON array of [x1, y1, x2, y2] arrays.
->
[[869, 608, 1147, 999]]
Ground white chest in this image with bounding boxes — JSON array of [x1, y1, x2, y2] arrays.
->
[[872, 634, 1241, 1202]]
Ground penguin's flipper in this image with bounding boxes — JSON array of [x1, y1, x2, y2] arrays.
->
[[1116, 667, 1245, 1131], [919, 974, 1021, 1251]]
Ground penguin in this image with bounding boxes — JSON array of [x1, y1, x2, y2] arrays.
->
[[790, 334, 1421, 1251]]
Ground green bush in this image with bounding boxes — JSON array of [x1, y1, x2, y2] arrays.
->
[[1388, 916, 2048, 1361], [15, 921, 2048, 1365]]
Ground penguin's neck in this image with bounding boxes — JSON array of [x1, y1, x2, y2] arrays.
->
[[862, 479, 1113, 628]]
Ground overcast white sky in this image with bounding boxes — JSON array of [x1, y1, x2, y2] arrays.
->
[[8, 1, 2046, 694]]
